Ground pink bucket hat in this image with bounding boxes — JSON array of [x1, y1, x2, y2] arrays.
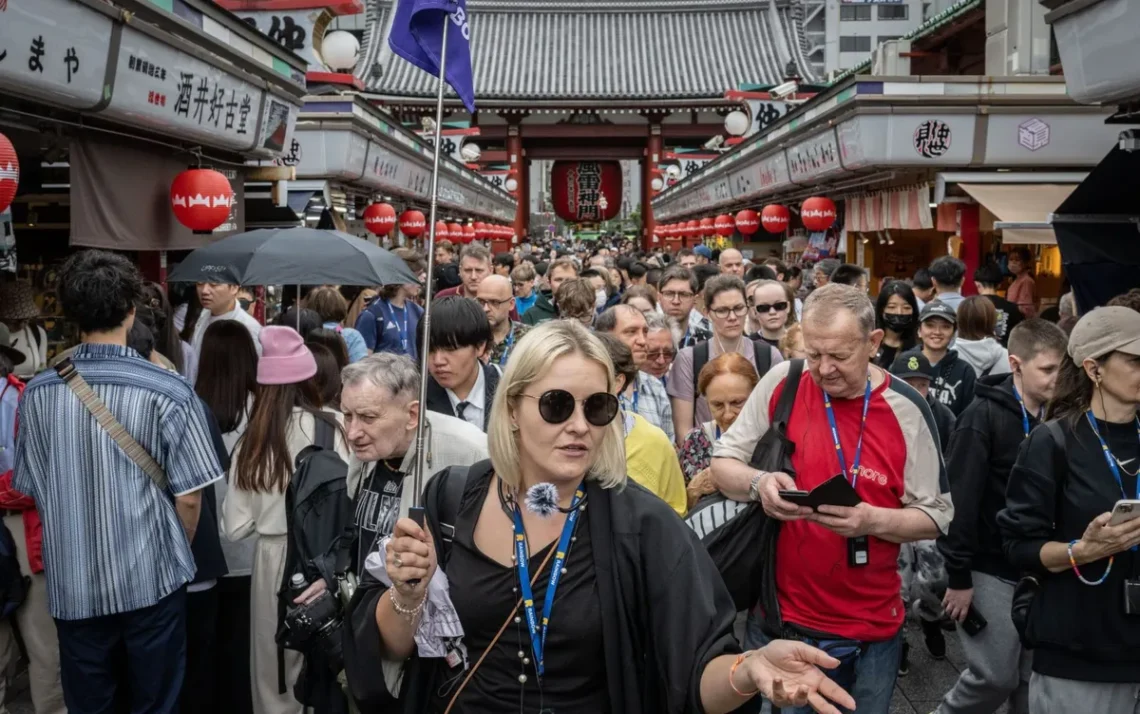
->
[[258, 326, 317, 386]]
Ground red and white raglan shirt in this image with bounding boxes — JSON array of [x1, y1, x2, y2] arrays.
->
[[713, 361, 953, 642]]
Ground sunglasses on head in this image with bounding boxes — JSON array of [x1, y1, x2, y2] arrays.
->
[[520, 390, 619, 426], [753, 301, 789, 313]]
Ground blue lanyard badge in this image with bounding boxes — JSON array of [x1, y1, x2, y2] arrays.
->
[[822, 377, 873, 487], [619, 383, 639, 414], [512, 484, 584, 677], [1086, 411, 1140, 502], [1012, 383, 1040, 439], [498, 326, 516, 367]]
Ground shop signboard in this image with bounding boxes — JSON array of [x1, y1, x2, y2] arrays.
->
[[983, 113, 1121, 165], [786, 128, 843, 184], [0, 0, 112, 109], [237, 9, 329, 71], [882, 115, 976, 164], [837, 117, 873, 171], [293, 129, 368, 180], [729, 149, 791, 201]]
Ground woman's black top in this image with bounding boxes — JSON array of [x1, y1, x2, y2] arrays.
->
[[999, 416, 1140, 682], [873, 342, 900, 369], [428, 476, 609, 714]]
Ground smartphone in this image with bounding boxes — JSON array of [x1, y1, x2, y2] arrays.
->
[[1109, 500, 1140, 527], [961, 605, 988, 637], [777, 489, 811, 505]]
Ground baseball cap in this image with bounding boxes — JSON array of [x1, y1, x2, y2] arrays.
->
[[919, 301, 957, 326], [693, 245, 712, 259], [1068, 306, 1140, 364], [889, 352, 932, 381]]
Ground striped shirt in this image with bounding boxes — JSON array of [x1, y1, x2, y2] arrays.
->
[[14, 344, 223, 620]]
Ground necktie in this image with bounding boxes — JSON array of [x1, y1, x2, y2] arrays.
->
[[456, 401, 470, 422]]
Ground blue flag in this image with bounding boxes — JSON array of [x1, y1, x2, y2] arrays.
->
[[388, 0, 476, 114]]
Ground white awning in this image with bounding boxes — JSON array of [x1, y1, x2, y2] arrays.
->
[[958, 183, 1079, 245]]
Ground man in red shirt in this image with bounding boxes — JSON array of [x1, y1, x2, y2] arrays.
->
[[712, 283, 952, 714]]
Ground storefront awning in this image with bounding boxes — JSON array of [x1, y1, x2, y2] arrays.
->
[[957, 183, 1077, 245]]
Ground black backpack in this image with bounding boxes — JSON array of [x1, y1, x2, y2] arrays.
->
[[685, 359, 803, 613], [691, 338, 773, 401]]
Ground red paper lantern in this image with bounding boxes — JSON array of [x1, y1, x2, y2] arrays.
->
[[398, 209, 426, 237], [170, 169, 234, 232], [463, 224, 477, 242], [473, 221, 487, 240], [684, 220, 700, 238], [0, 133, 18, 216], [801, 197, 838, 232], [550, 161, 622, 222], [362, 202, 397, 236], [434, 221, 450, 240], [714, 214, 735, 237], [447, 222, 465, 243], [760, 204, 791, 234], [735, 209, 760, 236], [699, 217, 716, 238]]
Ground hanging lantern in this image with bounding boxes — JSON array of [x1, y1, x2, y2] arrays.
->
[[463, 223, 477, 242], [550, 161, 623, 222], [735, 209, 760, 236], [684, 219, 700, 238], [801, 197, 838, 232], [362, 202, 397, 236], [434, 221, 450, 240], [447, 222, 465, 243], [0, 133, 19, 216], [473, 221, 487, 240], [398, 209, 426, 236], [699, 217, 716, 238], [170, 168, 234, 232], [714, 214, 735, 237], [761, 204, 791, 234]]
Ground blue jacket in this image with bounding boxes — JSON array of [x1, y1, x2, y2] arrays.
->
[[355, 298, 423, 360]]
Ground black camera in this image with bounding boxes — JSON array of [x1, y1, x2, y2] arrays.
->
[[283, 589, 344, 667]]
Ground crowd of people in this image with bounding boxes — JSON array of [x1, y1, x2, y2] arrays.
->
[[0, 233, 1137, 714]]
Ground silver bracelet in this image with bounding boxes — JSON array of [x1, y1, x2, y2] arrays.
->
[[389, 589, 427, 623]]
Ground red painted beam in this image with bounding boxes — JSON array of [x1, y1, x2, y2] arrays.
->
[[525, 146, 644, 160], [307, 71, 364, 89], [213, 0, 364, 14]]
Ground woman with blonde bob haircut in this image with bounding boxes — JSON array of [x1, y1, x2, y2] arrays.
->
[[371, 320, 855, 714]]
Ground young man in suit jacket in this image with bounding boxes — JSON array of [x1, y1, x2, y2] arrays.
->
[[418, 296, 500, 432]]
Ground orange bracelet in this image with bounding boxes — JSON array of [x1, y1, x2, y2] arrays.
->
[[729, 652, 760, 697]]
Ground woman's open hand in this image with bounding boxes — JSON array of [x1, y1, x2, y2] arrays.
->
[[735, 641, 856, 714]]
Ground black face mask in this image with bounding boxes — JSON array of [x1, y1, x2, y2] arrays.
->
[[882, 313, 915, 333]]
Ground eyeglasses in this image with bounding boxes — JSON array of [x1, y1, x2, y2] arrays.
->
[[646, 350, 675, 361], [660, 290, 695, 302], [752, 301, 789, 314], [476, 297, 513, 309], [519, 390, 619, 426], [708, 304, 749, 319]]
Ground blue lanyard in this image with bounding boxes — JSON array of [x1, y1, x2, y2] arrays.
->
[[822, 377, 873, 487], [498, 326, 516, 367], [512, 484, 584, 677], [1011, 383, 1040, 439], [1085, 411, 1140, 503], [385, 300, 410, 352]]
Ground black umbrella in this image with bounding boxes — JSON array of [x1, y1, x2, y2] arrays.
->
[[167, 227, 420, 287]]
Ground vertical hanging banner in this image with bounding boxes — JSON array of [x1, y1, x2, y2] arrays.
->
[[388, 0, 477, 113]]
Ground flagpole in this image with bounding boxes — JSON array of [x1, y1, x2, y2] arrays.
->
[[408, 11, 451, 526]]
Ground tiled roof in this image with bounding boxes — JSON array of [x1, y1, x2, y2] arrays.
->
[[359, 0, 815, 102]]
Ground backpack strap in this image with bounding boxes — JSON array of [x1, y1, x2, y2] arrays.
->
[[752, 339, 772, 378], [1045, 419, 1068, 517], [691, 341, 710, 401], [773, 359, 804, 425], [312, 412, 336, 451], [434, 465, 473, 552]]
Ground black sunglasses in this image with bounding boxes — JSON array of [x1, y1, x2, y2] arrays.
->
[[520, 390, 619, 426], [753, 301, 789, 313]]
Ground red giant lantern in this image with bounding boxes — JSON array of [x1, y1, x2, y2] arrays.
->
[[0, 133, 18, 216], [398, 209, 426, 237], [434, 221, 450, 240], [714, 214, 735, 237], [684, 219, 700, 238], [362, 202, 397, 236], [474, 221, 487, 240], [761, 204, 790, 234], [463, 223, 476, 242], [170, 168, 234, 232], [735, 209, 760, 236], [447, 222, 465, 243], [550, 161, 622, 222], [699, 217, 716, 238], [801, 197, 837, 232]]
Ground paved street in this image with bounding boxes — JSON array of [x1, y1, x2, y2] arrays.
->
[[892, 622, 1010, 714]]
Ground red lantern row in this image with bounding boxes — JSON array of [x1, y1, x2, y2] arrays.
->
[[658, 198, 836, 240]]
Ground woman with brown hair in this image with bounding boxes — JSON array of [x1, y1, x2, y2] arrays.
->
[[222, 326, 350, 714], [620, 284, 658, 315], [354, 248, 425, 360], [306, 286, 368, 363], [955, 295, 1011, 378]]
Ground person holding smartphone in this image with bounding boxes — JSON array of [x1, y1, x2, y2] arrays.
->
[[935, 319, 1068, 714], [999, 306, 1140, 711]]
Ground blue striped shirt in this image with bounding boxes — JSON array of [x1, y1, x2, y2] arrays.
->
[[13, 344, 223, 620]]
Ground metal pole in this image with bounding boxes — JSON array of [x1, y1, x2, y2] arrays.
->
[[409, 13, 451, 516]]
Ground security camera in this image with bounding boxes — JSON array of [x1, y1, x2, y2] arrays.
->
[[1120, 129, 1140, 152], [769, 81, 799, 100], [703, 135, 725, 151]]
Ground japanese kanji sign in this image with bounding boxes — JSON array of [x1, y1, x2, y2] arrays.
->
[[550, 161, 622, 223], [913, 119, 953, 159]]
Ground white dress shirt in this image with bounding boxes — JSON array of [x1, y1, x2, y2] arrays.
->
[[446, 365, 486, 431]]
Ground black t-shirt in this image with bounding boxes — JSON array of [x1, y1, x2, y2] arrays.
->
[[873, 343, 900, 369], [747, 332, 782, 351], [354, 462, 404, 569], [984, 295, 1024, 347], [429, 478, 609, 714]]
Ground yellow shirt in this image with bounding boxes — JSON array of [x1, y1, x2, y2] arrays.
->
[[625, 412, 688, 517]]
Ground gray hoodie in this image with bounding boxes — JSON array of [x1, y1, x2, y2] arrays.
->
[[953, 337, 1011, 378]]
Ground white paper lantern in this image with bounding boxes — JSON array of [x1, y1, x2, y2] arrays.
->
[[460, 142, 482, 162], [322, 31, 360, 72], [724, 110, 750, 137], [505, 177, 519, 192], [650, 176, 664, 191]]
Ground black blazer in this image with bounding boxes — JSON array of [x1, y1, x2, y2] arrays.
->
[[424, 362, 500, 432]]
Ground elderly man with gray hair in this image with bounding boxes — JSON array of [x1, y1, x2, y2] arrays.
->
[[341, 352, 488, 709], [710, 283, 953, 714], [596, 304, 675, 442]]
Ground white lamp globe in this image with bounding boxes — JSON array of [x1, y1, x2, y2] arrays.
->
[[322, 31, 360, 72], [665, 164, 682, 179], [650, 176, 664, 191], [460, 142, 482, 162], [724, 110, 750, 137], [505, 177, 519, 192]]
